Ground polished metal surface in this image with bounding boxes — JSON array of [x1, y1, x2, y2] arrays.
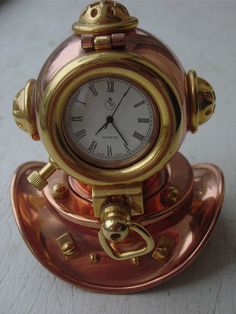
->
[[11, 153, 224, 293]]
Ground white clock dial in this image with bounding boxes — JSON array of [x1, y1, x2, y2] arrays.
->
[[63, 77, 159, 168]]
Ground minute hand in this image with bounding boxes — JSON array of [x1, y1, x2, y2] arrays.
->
[[111, 122, 128, 146], [111, 86, 131, 117]]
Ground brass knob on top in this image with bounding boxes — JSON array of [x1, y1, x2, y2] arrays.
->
[[187, 70, 216, 133], [72, 0, 138, 35], [12, 79, 39, 141], [27, 158, 58, 191]]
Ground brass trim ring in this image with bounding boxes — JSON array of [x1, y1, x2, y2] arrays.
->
[[38, 52, 184, 185]]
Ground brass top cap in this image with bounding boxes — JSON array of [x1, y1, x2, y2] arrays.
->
[[72, 1, 139, 35]]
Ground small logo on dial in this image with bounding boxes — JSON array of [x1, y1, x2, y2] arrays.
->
[[105, 97, 116, 110]]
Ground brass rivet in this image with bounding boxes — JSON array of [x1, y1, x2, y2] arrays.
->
[[166, 186, 178, 201], [152, 236, 175, 263], [89, 253, 100, 264], [162, 186, 179, 204], [152, 247, 169, 262], [52, 183, 69, 199]]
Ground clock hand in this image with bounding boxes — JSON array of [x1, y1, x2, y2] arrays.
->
[[111, 86, 131, 118], [104, 87, 130, 130], [95, 121, 109, 135], [103, 87, 131, 130], [95, 116, 114, 135], [95, 116, 128, 146], [110, 121, 128, 146]]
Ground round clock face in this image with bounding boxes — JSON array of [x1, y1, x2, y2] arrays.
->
[[63, 76, 159, 168]]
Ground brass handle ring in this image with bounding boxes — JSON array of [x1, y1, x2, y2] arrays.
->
[[98, 221, 155, 261]]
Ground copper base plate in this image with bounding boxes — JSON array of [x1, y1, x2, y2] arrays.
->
[[11, 159, 224, 294]]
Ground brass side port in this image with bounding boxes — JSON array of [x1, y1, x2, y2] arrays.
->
[[187, 70, 216, 133], [13, 79, 39, 140]]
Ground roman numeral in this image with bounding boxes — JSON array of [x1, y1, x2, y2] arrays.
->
[[133, 131, 145, 142], [74, 93, 86, 105], [137, 118, 150, 123], [107, 80, 114, 93], [76, 100, 86, 105], [75, 129, 87, 141], [107, 145, 112, 157], [89, 85, 99, 97], [71, 116, 83, 122], [124, 143, 130, 153], [88, 140, 97, 153], [134, 100, 145, 108]]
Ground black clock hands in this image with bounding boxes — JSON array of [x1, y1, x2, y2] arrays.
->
[[104, 86, 131, 130], [95, 121, 109, 135], [95, 116, 128, 146], [95, 116, 113, 135], [111, 85, 131, 118], [110, 121, 128, 146], [95, 85, 131, 140]]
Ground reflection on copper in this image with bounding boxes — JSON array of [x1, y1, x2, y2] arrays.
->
[[36, 29, 186, 117], [11, 153, 224, 293]]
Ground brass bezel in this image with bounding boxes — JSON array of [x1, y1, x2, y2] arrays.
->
[[62, 75, 160, 170], [39, 52, 184, 186]]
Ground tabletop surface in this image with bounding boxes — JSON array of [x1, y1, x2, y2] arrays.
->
[[0, 0, 235, 313]]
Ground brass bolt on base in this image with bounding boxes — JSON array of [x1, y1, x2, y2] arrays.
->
[[89, 253, 100, 264], [161, 186, 179, 206], [52, 183, 69, 199], [152, 236, 175, 263], [152, 247, 169, 262], [56, 233, 77, 257]]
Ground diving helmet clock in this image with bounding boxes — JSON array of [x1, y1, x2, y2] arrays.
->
[[11, 1, 224, 293]]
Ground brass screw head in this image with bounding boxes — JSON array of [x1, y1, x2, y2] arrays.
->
[[152, 236, 175, 263], [61, 241, 77, 256], [152, 247, 169, 262], [56, 233, 77, 257], [89, 253, 100, 264], [52, 183, 69, 199], [166, 186, 178, 202], [161, 186, 179, 205]]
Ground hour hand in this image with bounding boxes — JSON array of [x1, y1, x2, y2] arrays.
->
[[95, 116, 114, 134], [95, 121, 108, 135]]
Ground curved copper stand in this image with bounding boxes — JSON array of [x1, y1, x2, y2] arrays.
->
[[11, 153, 224, 293]]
